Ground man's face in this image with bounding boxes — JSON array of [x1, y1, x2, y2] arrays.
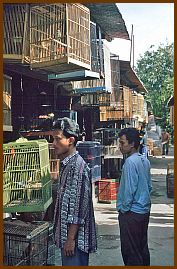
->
[[52, 130, 71, 157], [119, 134, 134, 155]]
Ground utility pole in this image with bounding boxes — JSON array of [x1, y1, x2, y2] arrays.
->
[[132, 34, 135, 69]]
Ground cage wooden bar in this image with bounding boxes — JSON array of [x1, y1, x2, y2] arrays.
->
[[3, 75, 12, 132]]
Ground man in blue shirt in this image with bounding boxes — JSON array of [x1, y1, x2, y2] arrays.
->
[[117, 128, 152, 266]]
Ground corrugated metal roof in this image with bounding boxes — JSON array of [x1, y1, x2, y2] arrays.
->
[[119, 60, 147, 94], [84, 3, 130, 41]]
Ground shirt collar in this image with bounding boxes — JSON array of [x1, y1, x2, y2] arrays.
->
[[61, 151, 79, 166]]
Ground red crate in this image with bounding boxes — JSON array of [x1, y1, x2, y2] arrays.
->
[[98, 179, 119, 203]]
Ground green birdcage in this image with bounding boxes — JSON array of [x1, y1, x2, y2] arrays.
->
[[3, 138, 52, 213]]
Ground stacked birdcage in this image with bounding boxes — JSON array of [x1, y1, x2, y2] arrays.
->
[[3, 138, 52, 213], [3, 220, 49, 266]]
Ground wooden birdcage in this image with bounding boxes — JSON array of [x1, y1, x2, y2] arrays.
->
[[3, 4, 91, 72], [137, 94, 145, 119], [29, 3, 91, 72], [99, 85, 134, 122], [99, 106, 124, 121], [132, 92, 138, 117], [3, 4, 28, 62], [80, 92, 110, 107], [110, 55, 120, 106]]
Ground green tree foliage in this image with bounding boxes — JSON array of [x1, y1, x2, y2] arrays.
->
[[135, 43, 174, 129]]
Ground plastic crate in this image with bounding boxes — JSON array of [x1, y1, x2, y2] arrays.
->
[[3, 220, 49, 266], [3, 138, 52, 213], [98, 179, 119, 203]]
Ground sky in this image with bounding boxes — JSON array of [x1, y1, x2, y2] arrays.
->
[[107, 3, 174, 66]]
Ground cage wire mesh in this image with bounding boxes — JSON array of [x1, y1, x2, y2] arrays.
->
[[3, 220, 49, 266], [3, 138, 52, 213]]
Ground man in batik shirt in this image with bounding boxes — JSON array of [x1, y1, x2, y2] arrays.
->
[[52, 117, 97, 266]]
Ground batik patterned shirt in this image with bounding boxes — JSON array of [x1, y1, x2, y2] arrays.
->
[[53, 151, 97, 253]]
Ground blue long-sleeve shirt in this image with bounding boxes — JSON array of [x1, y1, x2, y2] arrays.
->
[[117, 153, 152, 214]]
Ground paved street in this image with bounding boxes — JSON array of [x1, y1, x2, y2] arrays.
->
[[55, 145, 174, 266]]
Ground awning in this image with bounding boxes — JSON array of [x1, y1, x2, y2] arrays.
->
[[74, 86, 107, 94], [48, 70, 100, 82], [84, 3, 130, 41], [119, 60, 147, 94]]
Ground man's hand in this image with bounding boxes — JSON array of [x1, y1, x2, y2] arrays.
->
[[63, 238, 76, 256]]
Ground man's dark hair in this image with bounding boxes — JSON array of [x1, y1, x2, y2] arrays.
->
[[53, 117, 80, 146], [118, 128, 141, 149]]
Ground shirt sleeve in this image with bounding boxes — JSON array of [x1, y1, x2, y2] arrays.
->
[[121, 159, 139, 212], [66, 163, 91, 225]]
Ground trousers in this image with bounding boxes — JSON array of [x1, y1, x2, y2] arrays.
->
[[118, 211, 150, 266], [162, 142, 169, 155], [61, 247, 89, 266]]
